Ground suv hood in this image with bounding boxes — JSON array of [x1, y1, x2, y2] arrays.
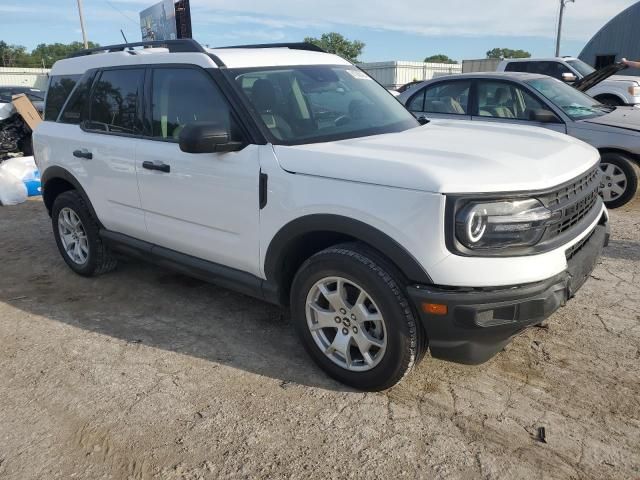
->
[[273, 120, 599, 194], [573, 62, 629, 92], [582, 106, 640, 132]]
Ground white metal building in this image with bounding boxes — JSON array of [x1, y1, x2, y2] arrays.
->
[[358, 61, 462, 89], [0, 67, 50, 90]]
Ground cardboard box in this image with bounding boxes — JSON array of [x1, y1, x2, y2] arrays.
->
[[11, 94, 43, 131]]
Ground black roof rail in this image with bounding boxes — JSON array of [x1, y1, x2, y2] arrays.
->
[[215, 42, 326, 53], [67, 39, 206, 58]]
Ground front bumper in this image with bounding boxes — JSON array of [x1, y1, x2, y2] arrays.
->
[[408, 221, 609, 365]]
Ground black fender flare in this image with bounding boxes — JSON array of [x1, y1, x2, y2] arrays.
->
[[264, 214, 433, 286], [40, 165, 100, 222]]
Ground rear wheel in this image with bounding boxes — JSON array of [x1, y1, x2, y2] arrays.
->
[[52, 190, 117, 276], [599, 153, 638, 208], [290, 243, 424, 391]]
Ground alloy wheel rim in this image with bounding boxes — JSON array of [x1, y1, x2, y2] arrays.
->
[[305, 276, 387, 372], [599, 162, 628, 202], [58, 207, 89, 265]]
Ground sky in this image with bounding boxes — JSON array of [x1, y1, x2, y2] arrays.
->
[[1, 0, 639, 62]]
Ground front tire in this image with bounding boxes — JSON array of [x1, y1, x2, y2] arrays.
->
[[599, 153, 638, 208], [290, 243, 424, 391], [52, 190, 117, 276]]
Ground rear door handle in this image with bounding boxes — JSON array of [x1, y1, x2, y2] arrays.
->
[[142, 161, 171, 173], [73, 149, 92, 160]]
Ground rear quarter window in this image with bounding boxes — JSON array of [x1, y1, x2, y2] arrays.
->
[[44, 74, 81, 121]]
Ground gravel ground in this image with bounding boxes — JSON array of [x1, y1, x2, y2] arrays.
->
[[0, 197, 638, 480]]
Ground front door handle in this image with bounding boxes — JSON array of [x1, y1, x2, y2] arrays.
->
[[142, 161, 171, 173], [73, 149, 92, 160]]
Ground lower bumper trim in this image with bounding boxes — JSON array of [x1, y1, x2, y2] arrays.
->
[[408, 223, 607, 365]]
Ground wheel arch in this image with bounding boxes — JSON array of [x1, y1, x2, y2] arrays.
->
[[263, 214, 433, 306], [593, 93, 626, 106], [598, 148, 640, 166], [41, 166, 100, 223]]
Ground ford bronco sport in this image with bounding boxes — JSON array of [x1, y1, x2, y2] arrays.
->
[[34, 40, 608, 391]]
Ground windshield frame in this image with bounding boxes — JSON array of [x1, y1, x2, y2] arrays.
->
[[524, 76, 612, 121], [224, 64, 420, 146]]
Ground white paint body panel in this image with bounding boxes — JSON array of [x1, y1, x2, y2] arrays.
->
[[135, 140, 261, 275], [35, 122, 147, 239], [274, 120, 600, 193]]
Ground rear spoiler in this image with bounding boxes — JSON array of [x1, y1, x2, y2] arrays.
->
[[573, 62, 628, 92]]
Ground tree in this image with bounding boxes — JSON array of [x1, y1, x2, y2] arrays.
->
[[424, 54, 458, 64], [0, 40, 100, 68], [304, 33, 365, 63], [31, 41, 100, 67], [486, 48, 531, 59]]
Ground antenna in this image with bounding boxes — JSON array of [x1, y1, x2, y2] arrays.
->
[[120, 29, 129, 44]]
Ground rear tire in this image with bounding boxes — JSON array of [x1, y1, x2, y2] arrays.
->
[[52, 190, 117, 276], [290, 243, 424, 391], [599, 152, 638, 208]]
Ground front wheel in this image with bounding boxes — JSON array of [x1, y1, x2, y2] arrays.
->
[[290, 243, 424, 391], [599, 153, 638, 208]]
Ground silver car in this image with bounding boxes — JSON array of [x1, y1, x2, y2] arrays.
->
[[398, 72, 639, 208]]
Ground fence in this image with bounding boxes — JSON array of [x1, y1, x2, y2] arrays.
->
[[0, 67, 51, 90], [359, 61, 463, 89]]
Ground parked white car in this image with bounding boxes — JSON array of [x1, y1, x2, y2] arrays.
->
[[497, 57, 640, 106], [34, 40, 608, 390]]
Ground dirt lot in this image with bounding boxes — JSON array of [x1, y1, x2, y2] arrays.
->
[[0, 198, 638, 480]]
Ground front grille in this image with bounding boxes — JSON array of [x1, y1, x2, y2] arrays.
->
[[565, 229, 595, 261], [540, 166, 601, 240]]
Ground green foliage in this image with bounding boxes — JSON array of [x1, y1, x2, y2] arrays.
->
[[486, 48, 531, 59], [304, 33, 365, 63], [0, 40, 100, 68], [424, 54, 458, 64]]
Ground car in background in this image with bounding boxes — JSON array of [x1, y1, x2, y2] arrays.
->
[[398, 72, 639, 208], [496, 58, 640, 106], [0, 86, 45, 120]]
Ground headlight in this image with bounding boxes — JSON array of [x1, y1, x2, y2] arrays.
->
[[455, 199, 552, 250], [628, 85, 640, 97]]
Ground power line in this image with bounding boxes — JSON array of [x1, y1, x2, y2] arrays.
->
[[104, 0, 140, 26]]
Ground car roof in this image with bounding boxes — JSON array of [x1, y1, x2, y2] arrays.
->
[[0, 86, 43, 91], [50, 43, 350, 76]]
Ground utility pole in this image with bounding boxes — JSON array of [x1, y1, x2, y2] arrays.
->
[[76, 0, 89, 49], [555, 0, 575, 57]]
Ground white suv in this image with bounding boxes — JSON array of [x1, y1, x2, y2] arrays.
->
[[34, 40, 609, 390]]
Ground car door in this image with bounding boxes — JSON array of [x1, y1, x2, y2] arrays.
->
[[135, 66, 261, 276], [405, 80, 472, 120], [471, 79, 567, 134], [56, 67, 148, 239]]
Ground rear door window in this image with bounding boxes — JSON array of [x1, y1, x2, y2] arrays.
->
[[44, 75, 81, 121], [86, 69, 145, 135], [422, 81, 471, 114]]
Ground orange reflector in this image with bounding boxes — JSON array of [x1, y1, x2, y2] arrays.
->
[[422, 303, 448, 315]]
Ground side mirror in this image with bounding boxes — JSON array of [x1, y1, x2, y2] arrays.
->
[[561, 72, 577, 83], [178, 122, 244, 154], [529, 109, 560, 124]]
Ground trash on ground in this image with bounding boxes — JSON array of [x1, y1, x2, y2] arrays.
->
[[0, 156, 40, 205]]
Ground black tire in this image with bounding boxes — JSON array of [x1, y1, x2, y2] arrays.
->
[[599, 152, 638, 209], [290, 243, 425, 391], [51, 190, 117, 276], [595, 94, 625, 107]]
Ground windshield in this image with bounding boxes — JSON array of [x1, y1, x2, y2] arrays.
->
[[526, 77, 612, 120], [229, 65, 418, 144], [566, 59, 596, 77]]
